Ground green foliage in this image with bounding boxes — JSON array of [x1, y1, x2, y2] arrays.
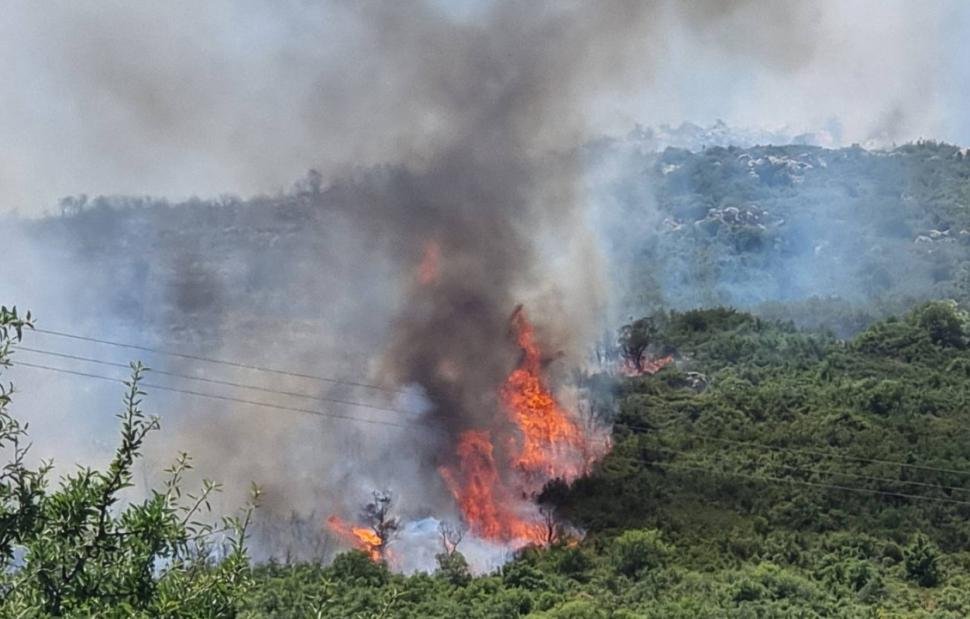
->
[[435, 550, 471, 586], [330, 549, 390, 587], [904, 534, 943, 587], [910, 300, 968, 348], [10, 303, 970, 616], [611, 529, 670, 577], [0, 309, 258, 617]]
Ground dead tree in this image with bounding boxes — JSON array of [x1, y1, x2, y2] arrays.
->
[[362, 490, 400, 561], [438, 520, 465, 557]]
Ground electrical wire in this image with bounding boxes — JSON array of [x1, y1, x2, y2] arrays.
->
[[12, 339, 970, 507], [13, 361, 430, 432], [613, 419, 970, 478], [17, 346, 418, 417], [603, 440, 970, 498], [31, 326, 404, 394]]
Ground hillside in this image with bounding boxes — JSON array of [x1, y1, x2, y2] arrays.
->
[[4, 140, 970, 616], [5, 140, 970, 345], [240, 303, 970, 617], [7, 303, 970, 615], [589, 139, 970, 335]]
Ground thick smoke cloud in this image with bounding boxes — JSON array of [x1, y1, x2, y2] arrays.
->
[[1, 1, 968, 215]]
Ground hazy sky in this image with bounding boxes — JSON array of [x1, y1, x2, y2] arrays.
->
[[1, 0, 967, 215]]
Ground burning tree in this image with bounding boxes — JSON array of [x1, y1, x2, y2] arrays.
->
[[618, 315, 674, 375], [438, 306, 603, 546], [618, 316, 661, 373], [326, 490, 399, 563], [361, 490, 400, 561]]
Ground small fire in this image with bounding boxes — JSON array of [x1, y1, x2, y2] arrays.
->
[[502, 307, 585, 479], [326, 515, 382, 561], [618, 354, 673, 377]]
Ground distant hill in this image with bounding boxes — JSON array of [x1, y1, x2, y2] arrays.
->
[[4, 137, 970, 343], [587, 138, 970, 335]]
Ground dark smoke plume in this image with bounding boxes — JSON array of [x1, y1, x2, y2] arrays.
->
[[315, 2, 670, 497]]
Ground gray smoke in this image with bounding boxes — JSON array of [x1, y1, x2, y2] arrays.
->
[[1, 1, 968, 214]]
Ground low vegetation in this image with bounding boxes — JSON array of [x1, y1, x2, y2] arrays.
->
[[4, 301, 970, 616]]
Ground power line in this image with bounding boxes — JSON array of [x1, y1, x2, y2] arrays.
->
[[608, 441, 970, 498], [613, 419, 970, 479], [31, 327, 405, 395], [638, 459, 970, 508], [35, 326, 969, 478], [17, 346, 418, 417], [13, 361, 429, 432], [13, 343, 970, 499]]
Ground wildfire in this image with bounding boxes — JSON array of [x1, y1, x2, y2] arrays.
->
[[326, 515, 382, 561], [438, 306, 595, 545], [438, 430, 545, 543], [502, 306, 585, 479]]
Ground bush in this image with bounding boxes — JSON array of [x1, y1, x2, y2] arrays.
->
[[435, 550, 472, 586], [329, 550, 389, 587], [911, 301, 966, 348], [612, 529, 671, 578], [904, 534, 944, 587], [0, 307, 258, 616]]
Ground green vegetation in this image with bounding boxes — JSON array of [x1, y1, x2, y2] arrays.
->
[[0, 307, 259, 617], [6, 301, 970, 616]]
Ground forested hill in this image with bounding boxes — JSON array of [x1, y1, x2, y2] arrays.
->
[[589, 139, 970, 334], [6, 135, 970, 614], [242, 304, 970, 617], [5, 140, 970, 343]]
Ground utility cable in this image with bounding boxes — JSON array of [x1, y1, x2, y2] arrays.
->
[[31, 327, 404, 394], [17, 346, 417, 417], [13, 361, 429, 432]]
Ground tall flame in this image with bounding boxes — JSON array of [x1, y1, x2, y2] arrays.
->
[[502, 306, 585, 479], [438, 430, 544, 543], [438, 306, 595, 545]]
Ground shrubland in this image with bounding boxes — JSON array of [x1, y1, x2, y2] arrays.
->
[[5, 301, 970, 616]]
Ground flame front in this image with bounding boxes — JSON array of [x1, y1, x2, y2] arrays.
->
[[326, 515, 382, 561], [439, 430, 544, 543], [619, 354, 673, 377], [502, 307, 585, 479], [438, 306, 597, 545]]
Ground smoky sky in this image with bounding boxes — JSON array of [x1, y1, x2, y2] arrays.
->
[[0, 0, 967, 215]]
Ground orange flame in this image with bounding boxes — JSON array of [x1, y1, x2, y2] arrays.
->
[[326, 515, 382, 561], [618, 354, 673, 377], [502, 307, 585, 479], [438, 306, 598, 545], [439, 430, 544, 543]]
